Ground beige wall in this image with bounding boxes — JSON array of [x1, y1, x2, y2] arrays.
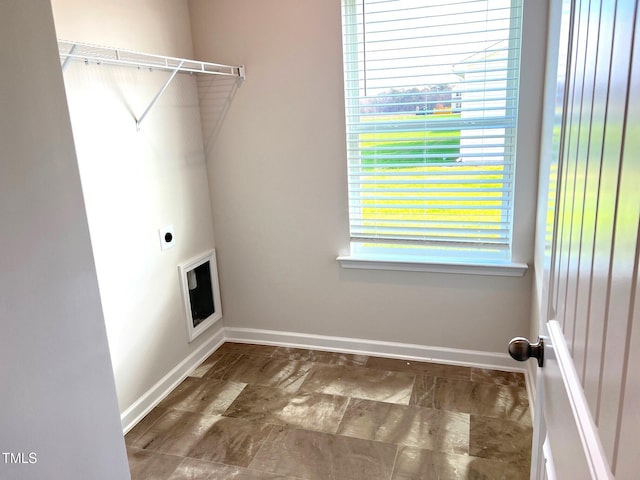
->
[[0, 1, 129, 478], [51, 0, 221, 415], [189, 0, 547, 354]]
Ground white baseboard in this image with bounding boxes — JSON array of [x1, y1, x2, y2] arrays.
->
[[120, 322, 225, 434], [224, 327, 526, 372], [227, 327, 535, 427], [121, 325, 532, 434]]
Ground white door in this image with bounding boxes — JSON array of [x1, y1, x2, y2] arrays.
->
[[517, 0, 640, 478]]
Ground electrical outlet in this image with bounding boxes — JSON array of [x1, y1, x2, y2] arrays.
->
[[159, 225, 175, 251]]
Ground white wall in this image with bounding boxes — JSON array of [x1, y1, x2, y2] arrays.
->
[[188, 0, 547, 355], [51, 0, 222, 416], [0, 1, 129, 479]]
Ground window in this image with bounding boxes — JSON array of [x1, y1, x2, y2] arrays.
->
[[340, 0, 523, 265]]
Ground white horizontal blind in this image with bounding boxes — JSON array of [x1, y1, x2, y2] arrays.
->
[[341, 0, 522, 259]]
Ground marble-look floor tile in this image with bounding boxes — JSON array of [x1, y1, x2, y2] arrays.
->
[[216, 342, 279, 357], [133, 410, 273, 467], [127, 347, 533, 479], [409, 375, 436, 408], [391, 446, 530, 480], [337, 398, 469, 454], [414, 376, 531, 425], [191, 351, 244, 379], [127, 447, 183, 480], [470, 368, 526, 387], [125, 407, 167, 446], [299, 363, 415, 405], [249, 428, 397, 480], [184, 416, 274, 467], [271, 347, 369, 366], [221, 355, 314, 393], [469, 415, 532, 467], [223, 384, 349, 433], [168, 457, 302, 480], [157, 377, 246, 416], [131, 409, 222, 454], [365, 357, 472, 381]]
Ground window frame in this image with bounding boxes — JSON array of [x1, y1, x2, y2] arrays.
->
[[339, 0, 528, 274]]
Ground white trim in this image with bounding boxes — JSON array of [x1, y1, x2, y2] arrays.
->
[[122, 325, 534, 434], [530, 362, 545, 480], [224, 327, 527, 372], [337, 255, 528, 277], [526, 358, 538, 421], [547, 320, 613, 479], [543, 436, 557, 480], [178, 249, 223, 343], [120, 323, 224, 434]]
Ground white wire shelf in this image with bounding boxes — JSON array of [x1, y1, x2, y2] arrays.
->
[[58, 39, 245, 129], [58, 40, 245, 79]]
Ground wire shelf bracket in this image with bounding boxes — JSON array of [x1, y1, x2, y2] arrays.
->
[[58, 39, 245, 130]]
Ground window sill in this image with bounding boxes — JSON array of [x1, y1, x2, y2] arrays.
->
[[336, 255, 528, 277]]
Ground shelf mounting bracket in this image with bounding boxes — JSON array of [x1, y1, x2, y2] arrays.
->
[[61, 44, 77, 72], [136, 60, 184, 131]]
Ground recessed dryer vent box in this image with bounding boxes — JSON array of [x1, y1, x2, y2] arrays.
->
[[178, 250, 222, 342]]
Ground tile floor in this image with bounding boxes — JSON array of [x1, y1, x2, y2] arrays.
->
[[126, 342, 533, 480]]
